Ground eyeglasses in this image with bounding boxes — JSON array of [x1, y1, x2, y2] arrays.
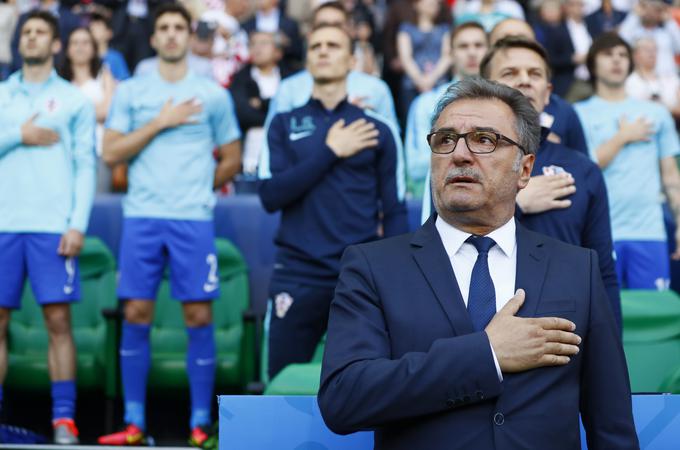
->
[[426, 130, 526, 155]]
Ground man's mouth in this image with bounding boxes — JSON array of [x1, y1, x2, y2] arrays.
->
[[448, 176, 479, 184]]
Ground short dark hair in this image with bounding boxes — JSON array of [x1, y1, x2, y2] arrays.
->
[[431, 77, 541, 155], [586, 32, 634, 85], [312, 1, 349, 25], [480, 36, 552, 80], [308, 23, 355, 53], [89, 12, 112, 30], [22, 10, 59, 41], [152, 2, 192, 31], [451, 21, 487, 46]]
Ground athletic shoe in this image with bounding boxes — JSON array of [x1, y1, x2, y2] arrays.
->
[[53, 418, 79, 445], [98, 423, 147, 446], [188, 424, 218, 449]]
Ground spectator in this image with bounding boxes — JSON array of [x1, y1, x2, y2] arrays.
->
[[10, 0, 82, 71], [232, 31, 291, 174], [88, 12, 129, 81], [351, 7, 379, 76], [454, 0, 525, 32], [619, 0, 680, 75], [626, 36, 680, 119], [0, 10, 96, 444], [575, 32, 680, 289], [405, 21, 488, 198], [98, 3, 241, 447], [201, 0, 249, 86], [242, 0, 303, 70], [534, 0, 576, 97], [482, 36, 621, 328], [258, 24, 408, 380], [396, 0, 451, 122], [381, 0, 415, 119], [0, 0, 17, 80], [563, 0, 593, 101], [489, 17, 589, 153], [59, 26, 115, 193], [585, 0, 626, 38]]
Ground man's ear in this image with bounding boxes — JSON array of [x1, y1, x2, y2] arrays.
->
[[51, 39, 61, 56], [517, 153, 535, 190]]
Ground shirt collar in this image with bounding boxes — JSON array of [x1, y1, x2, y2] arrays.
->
[[435, 215, 516, 258], [308, 96, 351, 114], [10, 69, 58, 91]]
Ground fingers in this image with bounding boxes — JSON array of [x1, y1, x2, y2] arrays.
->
[[550, 199, 572, 209], [498, 289, 525, 316], [530, 316, 576, 332], [544, 329, 582, 346], [537, 354, 572, 367], [543, 342, 580, 357]]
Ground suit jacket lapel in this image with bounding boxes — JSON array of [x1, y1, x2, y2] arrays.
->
[[515, 224, 549, 318], [411, 216, 474, 336]]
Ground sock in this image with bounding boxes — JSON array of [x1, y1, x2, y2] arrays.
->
[[120, 321, 151, 430], [187, 324, 216, 429], [51, 380, 76, 421]]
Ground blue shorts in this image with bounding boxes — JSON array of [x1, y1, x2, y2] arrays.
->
[[614, 240, 670, 290], [0, 233, 80, 309], [117, 218, 219, 301]]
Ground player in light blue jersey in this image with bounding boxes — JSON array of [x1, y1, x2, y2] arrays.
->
[[257, 1, 398, 179], [575, 32, 680, 290], [98, 4, 241, 448], [404, 22, 488, 198], [0, 11, 96, 445]]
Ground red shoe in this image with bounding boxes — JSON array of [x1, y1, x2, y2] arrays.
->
[[98, 423, 147, 446], [189, 424, 217, 449], [53, 418, 79, 445]]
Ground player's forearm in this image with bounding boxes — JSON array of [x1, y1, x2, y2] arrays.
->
[[102, 120, 163, 166], [594, 133, 628, 168], [213, 157, 240, 189]]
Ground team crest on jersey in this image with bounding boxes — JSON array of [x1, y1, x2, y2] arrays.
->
[[274, 292, 294, 319], [45, 98, 58, 113], [290, 116, 315, 133]]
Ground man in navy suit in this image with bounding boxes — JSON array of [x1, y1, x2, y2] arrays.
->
[[318, 78, 639, 450]]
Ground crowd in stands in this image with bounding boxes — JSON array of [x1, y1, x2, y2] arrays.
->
[[2, 0, 680, 446]]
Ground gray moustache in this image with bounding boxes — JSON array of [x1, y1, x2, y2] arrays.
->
[[444, 168, 481, 183]]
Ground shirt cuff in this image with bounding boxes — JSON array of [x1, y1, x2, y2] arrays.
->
[[489, 341, 503, 382]]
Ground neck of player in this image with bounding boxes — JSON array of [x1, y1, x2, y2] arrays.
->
[[22, 60, 53, 83], [158, 57, 189, 82], [596, 80, 627, 102], [312, 79, 348, 110]]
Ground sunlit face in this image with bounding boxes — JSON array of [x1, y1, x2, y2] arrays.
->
[[19, 18, 60, 65], [415, 0, 440, 19], [564, 0, 585, 20], [151, 12, 191, 63], [486, 47, 552, 113], [306, 27, 354, 83], [249, 32, 281, 67], [451, 27, 488, 78], [639, 0, 665, 26], [312, 6, 349, 30], [89, 20, 111, 46], [67, 29, 96, 66], [430, 99, 533, 221], [489, 19, 535, 46], [633, 38, 657, 72], [594, 44, 631, 88]]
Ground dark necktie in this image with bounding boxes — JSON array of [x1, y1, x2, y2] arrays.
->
[[466, 235, 497, 332]]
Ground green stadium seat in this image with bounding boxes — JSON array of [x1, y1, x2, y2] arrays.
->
[[622, 289, 680, 393], [6, 237, 119, 417], [147, 239, 255, 393], [262, 336, 325, 395]]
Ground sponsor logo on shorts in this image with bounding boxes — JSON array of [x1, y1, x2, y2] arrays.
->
[[63, 257, 75, 295], [274, 292, 294, 319]]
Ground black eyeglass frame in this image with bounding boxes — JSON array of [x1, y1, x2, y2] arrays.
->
[[426, 130, 527, 155]]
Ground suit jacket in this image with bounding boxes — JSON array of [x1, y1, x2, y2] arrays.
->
[[585, 8, 626, 39], [318, 217, 639, 450]]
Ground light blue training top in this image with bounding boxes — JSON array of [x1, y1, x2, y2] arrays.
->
[[0, 70, 96, 233], [574, 95, 680, 241], [106, 70, 241, 221], [258, 69, 399, 179]]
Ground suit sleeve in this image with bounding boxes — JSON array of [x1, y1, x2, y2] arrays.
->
[[564, 105, 589, 155], [231, 70, 267, 131], [579, 250, 639, 450], [377, 123, 408, 237], [318, 245, 504, 434], [581, 166, 621, 330], [258, 114, 338, 212]]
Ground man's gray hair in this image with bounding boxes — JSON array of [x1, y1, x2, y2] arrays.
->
[[430, 77, 541, 155]]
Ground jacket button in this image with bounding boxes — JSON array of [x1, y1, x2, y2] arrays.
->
[[446, 399, 455, 407], [494, 412, 504, 425]]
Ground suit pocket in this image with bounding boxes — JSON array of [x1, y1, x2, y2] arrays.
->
[[535, 300, 576, 314]]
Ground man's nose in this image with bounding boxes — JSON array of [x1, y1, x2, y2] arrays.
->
[[450, 136, 474, 164]]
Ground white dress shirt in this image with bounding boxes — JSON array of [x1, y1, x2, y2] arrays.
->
[[566, 19, 592, 81], [435, 215, 518, 380]]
